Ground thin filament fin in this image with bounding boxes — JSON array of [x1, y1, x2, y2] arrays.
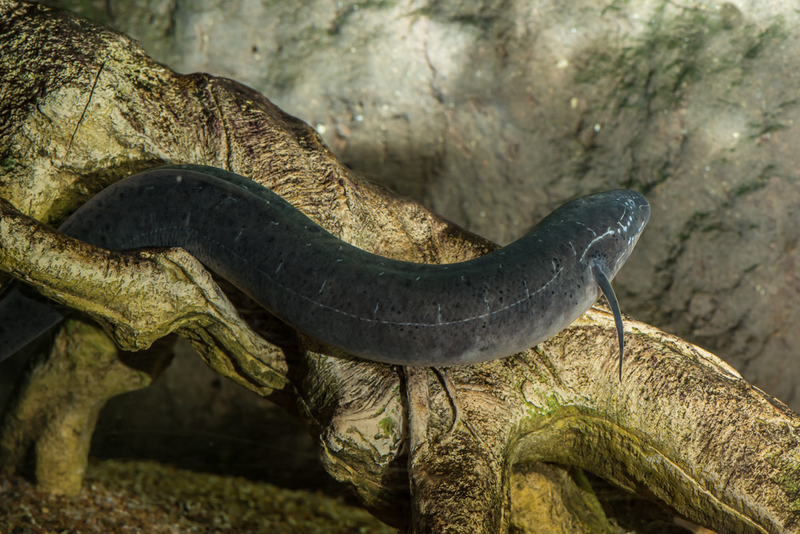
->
[[591, 264, 624, 381]]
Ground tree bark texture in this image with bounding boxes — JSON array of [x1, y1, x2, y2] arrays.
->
[[1, 2, 800, 532]]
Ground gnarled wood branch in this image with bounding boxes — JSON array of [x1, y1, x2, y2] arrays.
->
[[1, 2, 799, 532]]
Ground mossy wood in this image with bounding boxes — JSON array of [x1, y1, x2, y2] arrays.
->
[[1, 2, 799, 533]]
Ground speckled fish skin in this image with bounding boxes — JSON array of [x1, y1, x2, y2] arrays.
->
[[0, 165, 650, 367]]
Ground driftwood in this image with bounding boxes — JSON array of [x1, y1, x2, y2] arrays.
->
[[1, 2, 800, 532]]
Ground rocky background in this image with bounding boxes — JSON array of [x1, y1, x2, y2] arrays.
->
[[8, 0, 798, 498]]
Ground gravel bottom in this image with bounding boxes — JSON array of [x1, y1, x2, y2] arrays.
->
[[0, 458, 397, 534]]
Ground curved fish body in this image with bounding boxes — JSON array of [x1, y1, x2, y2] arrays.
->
[[0, 165, 649, 370]]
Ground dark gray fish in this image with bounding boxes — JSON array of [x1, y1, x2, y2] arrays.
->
[[0, 165, 649, 375]]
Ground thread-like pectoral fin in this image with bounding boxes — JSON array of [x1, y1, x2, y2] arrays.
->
[[591, 265, 624, 380]]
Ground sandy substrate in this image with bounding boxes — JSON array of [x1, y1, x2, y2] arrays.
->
[[0, 458, 396, 533]]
